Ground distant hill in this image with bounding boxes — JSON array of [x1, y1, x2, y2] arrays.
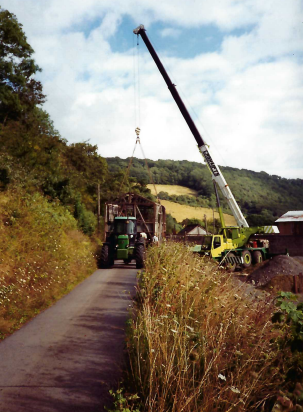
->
[[106, 157, 303, 225]]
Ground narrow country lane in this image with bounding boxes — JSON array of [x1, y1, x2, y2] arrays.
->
[[0, 264, 138, 412]]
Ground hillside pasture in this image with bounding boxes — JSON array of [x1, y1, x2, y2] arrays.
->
[[160, 199, 237, 226], [147, 184, 197, 197]]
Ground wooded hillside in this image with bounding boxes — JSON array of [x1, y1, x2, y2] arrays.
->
[[107, 157, 303, 225], [0, 7, 147, 236]]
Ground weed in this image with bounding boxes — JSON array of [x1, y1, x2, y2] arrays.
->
[[272, 291, 303, 353], [105, 388, 140, 412], [270, 292, 303, 411]]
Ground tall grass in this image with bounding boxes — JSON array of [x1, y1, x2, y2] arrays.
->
[[0, 189, 96, 338], [126, 243, 294, 411]]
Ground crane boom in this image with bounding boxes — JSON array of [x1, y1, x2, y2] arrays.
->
[[133, 24, 249, 228]]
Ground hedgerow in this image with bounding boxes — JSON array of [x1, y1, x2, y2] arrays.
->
[[0, 189, 96, 338]]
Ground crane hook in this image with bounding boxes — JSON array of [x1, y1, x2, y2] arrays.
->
[[135, 127, 141, 143]]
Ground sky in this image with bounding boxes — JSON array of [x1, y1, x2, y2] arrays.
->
[[2, 0, 303, 179]]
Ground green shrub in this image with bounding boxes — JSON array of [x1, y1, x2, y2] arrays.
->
[[74, 197, 97, 236]]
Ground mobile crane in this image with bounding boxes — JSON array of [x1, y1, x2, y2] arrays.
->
[[133, 24, 278, 271]]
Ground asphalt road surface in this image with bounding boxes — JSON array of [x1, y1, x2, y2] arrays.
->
[[0, 263, 138, 412]]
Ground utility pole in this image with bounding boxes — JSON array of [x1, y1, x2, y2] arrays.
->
[[204, 214, 208, 234], [97, 183, 101, 234]]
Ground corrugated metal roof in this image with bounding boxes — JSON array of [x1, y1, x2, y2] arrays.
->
[[275, 211, 303, 223], [178, 224, 207, 235]]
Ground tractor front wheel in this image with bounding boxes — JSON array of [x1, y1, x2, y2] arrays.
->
[[99, 244, 112, 268], [135, 244, 145, 269]]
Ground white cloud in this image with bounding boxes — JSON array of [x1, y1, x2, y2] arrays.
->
[[199, 59, 303, 173], [160, 28, 181, 38], [7, 0, 297, 36], [1, 0, 302, 179]]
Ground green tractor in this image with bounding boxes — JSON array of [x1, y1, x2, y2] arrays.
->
[[99, 193, 166, 269], [99, 216, 145, 269]]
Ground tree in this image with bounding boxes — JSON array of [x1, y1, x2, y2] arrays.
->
[[181, 218, 205, 227], [166, 214, 182, 235], [64, 142, 108, 210], [0, 7, 45, 124], [246, 209, 276, 226]]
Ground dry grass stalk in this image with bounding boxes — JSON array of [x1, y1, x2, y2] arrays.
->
[[127, 242, 290, 411]]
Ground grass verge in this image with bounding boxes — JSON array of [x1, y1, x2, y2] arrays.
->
[[124, 242, 303, 411], [0, 189, 97, 339]]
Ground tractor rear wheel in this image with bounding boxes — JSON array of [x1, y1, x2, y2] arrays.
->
[[135, 244, 144, 269], [241, 250, 252, 268], [99, 244, 111, 268], [252, 250, 263, 264]]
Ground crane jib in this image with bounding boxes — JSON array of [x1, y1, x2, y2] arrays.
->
[[134, 24, 249, 228], [202, 149, 220, 177]]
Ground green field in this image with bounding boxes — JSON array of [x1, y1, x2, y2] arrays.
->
[[147, 184, 236, 225], [160, 199, 236, 226]]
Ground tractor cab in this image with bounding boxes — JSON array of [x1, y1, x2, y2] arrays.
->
[[112, 216, 137, 249], [113, 217, 137, 235]]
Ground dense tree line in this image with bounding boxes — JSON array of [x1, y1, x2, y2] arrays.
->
[[107, 157, 303, 225], [0, 7, 138, 235]]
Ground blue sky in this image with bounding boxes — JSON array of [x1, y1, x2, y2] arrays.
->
[[109, 17, 227, 58], [1, 0, 303, 178]]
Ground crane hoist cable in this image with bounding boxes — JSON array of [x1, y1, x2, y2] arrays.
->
[[133, 33, 141, 130], [118, 35, 160, 203], [117, 132, 138, 196], [118, 127, 160, 203], [136, 130, 160, 203]]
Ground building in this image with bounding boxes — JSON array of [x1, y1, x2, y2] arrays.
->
[[275, 211, 303, 236], [178, 224, 208, 236]]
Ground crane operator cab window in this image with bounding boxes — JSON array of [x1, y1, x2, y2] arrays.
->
[[213, 236, 221, 249]]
